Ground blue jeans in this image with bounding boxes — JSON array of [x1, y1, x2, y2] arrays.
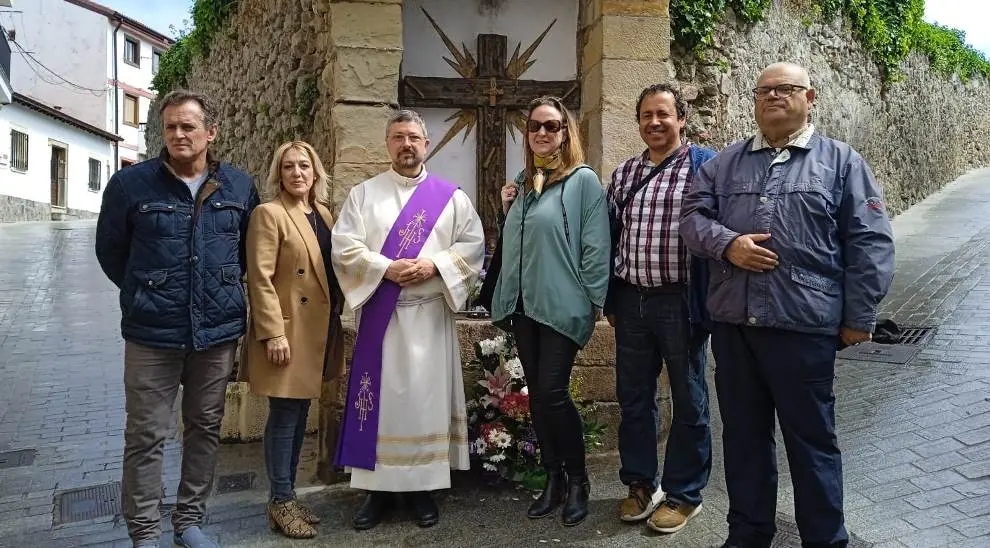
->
[[712, 323, 847, 547], [264, 397, 311, 503], [614, 283, 712, 506]]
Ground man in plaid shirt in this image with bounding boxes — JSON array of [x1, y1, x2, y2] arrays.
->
[[604, 83, 716, 534]]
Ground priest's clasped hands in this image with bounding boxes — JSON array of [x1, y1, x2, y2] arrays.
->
[[385, 258, 439, 287]]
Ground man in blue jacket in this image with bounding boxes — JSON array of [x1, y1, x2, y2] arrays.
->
[[681, 63, 895, 548], [604, 83, 715, 534], [96, 90, 259, 548]]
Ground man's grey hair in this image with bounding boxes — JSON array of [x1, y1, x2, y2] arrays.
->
[[386, 109, 428, 139], [158, 89, 219, 127]]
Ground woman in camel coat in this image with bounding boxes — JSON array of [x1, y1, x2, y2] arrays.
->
[[242, 140, 344, 540]]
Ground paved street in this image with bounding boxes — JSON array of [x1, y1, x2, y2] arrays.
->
[[1, 168, 989, 547]]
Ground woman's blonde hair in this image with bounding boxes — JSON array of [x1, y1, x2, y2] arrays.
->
[[263, 141, 330, 205], [522, 96, 585, 188]]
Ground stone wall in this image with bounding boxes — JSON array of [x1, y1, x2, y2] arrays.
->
[[672, 0, 990, 215], [0, 196, 97, 223], [0, 195, 51, 223], [147, 0, 400, 210]]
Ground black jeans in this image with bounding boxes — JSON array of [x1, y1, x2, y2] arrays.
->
[[264, 397, 311, 503], [712, 323, 847, 548], [512, 314, 585, 476]]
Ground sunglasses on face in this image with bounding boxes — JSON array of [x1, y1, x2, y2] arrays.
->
[[526, 119, 565, 133]]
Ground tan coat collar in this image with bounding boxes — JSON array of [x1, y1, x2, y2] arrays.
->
[[278, 194, 333, 300]]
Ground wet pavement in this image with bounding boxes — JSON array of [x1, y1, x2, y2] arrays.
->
[[0, 168, 989, 547]]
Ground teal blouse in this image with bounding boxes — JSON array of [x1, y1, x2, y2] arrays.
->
[[491, 165, 611, 347]]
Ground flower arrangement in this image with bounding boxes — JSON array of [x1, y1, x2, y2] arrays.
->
[[466, 332, 605, 490]]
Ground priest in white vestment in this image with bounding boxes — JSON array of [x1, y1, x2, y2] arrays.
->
[[331, 110, 485, 530]]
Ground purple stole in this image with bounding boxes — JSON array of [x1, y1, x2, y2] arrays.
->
[[334, 174, 458, 471]]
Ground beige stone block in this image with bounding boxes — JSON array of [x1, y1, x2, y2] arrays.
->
[[582, 110, 604, 176], [317, 405, 347, 484], [601, 0, 669, 17], [330, 2, 402, 49], [587, 401, 620, 452], [332, 46, 402, 105], [331, 104, 393, 164], [576, 320, 615, 365], [602, 15, 670, 61], [581, 0, 602, 30], [330, 162, 392, 207], [217, 382, 319, 442], [580, 61, 603, 117], [580, 20, 603, 74], [601, 101, 644, 179], [601, 58, 671, 106], [572, 365, 616, 402]]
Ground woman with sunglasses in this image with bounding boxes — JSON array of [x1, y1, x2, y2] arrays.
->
[[490, 96, 611, 526]]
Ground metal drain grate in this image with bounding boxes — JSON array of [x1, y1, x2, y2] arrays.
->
[[54, 482, 121, 526], [838, 325, 936, 365], [0, 449, 36, 469], [896, 326, 936, 345], [216, 472, 255, 494]]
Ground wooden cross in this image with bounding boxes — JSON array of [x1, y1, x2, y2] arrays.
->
[[400, 33, 580, 249]]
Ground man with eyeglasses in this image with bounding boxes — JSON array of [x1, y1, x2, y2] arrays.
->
[[603, 83, 716, 534], [681, 63, 895, 548]]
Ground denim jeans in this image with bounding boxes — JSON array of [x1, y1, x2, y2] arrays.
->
[[712, 323, 847, 547], [512, 314, 585, 476], [613, 284, 712, 506], [264, 397, 311, 503]]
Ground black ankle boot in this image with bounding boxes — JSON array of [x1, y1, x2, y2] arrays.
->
[[408, 491, 439, 528], [353, 491, 392, 530], [527, 468, 567, 519], [561, 474, 590, 526]]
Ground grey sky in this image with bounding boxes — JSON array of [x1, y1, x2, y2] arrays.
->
[[95, 0, 989, 55]]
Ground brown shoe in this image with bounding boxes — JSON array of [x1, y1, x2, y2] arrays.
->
[[287, 499, 321, 524], [646, 499, 702, 533], [267, 500, 317, 539], [619, 483, 662, 522]]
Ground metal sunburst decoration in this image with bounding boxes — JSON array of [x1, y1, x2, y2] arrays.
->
[[420, 8, 557, 160]]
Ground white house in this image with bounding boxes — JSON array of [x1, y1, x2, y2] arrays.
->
[[2, 0, 172, 172], [0, 92, 120, 221]]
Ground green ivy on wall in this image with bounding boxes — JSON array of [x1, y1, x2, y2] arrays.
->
[[151, 0, 240, 93], [670, 0, 772, 49], [670, 0, 990, 82]]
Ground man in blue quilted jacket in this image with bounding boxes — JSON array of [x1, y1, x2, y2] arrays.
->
[[96, 89, 259, 548]]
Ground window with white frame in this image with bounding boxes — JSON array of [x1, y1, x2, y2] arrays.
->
[[88, 158, 102, 192], [152, 50, 161, 74], [10, 130, 28, 171]]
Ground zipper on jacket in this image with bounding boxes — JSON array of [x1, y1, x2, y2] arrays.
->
[[184, 166, 221, 350], [518, 186, 526, 313]]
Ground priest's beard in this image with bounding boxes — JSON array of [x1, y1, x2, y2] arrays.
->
[[395, 150, 423, 168]]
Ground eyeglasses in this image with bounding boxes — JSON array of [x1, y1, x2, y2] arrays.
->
[[526, 119, 565, 133], [752, 84, 808, 99]]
